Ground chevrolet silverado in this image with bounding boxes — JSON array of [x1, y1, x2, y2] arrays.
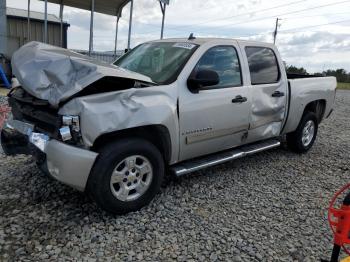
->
[[1, 39, 336, 214]]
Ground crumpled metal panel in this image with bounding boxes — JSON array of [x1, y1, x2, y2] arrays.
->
[[246, 83, 287, 143], [59, 84, 180, 164], [250, 86, 286, 128], [11, 41, 153, 107]]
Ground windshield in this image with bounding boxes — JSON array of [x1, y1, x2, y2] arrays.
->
[[114, 42, 198, 84]]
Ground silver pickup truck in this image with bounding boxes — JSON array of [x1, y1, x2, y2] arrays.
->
[[1, 39, 336, 214]]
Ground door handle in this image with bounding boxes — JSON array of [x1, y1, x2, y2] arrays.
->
[[232, 95, 247, 103], [272, 91, 285, 97]]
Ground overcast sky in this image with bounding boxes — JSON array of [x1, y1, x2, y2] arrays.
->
[[6, 0, 350, 72]]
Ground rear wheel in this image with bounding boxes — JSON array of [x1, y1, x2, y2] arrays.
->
[[286, 111, 318, 153], [87, 138, 164, 214]]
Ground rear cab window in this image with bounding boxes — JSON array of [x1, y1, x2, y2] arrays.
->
[[245, 47, 280, 85]]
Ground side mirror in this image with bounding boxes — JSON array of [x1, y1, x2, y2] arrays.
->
[[187, 69, 219, 93]]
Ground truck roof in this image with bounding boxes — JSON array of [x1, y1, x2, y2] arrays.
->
[[149, 37, 276, 48]]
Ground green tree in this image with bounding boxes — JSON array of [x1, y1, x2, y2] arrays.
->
[[286, 65, 308, 75], [323, 69, 350, 83]]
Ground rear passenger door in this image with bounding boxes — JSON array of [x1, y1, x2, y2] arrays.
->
[[239, 44, 288, 143]]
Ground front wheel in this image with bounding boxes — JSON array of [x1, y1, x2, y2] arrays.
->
[[286, 111, 318, 153], [87, 138, 164, 214]]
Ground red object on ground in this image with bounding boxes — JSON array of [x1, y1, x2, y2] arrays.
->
[[328, 183, 350, 256], [0, 105, 11, 129]]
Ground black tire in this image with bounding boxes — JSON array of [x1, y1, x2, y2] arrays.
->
[[87, 138, 164, 214], [286, 111, 318, 153]]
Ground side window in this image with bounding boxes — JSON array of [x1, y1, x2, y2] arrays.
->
[[245, 47, 280, 85], [194, 46, 242, 88]]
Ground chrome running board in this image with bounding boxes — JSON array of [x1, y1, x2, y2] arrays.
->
[[171, 139, 281, 177]]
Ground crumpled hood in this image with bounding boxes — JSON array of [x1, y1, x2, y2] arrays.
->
[[11, 41, 153, 107]]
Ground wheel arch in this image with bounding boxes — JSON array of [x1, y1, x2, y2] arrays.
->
[[91, 125, 172, 164], [283, 98, 327, 134], [302, 99, 326, 124]]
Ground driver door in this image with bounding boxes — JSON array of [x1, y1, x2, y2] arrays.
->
[[178, 44, 252, 161]]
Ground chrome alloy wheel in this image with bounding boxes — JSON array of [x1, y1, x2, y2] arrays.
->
[[110, 155, 153, 202], [301, 120, 315, 147]]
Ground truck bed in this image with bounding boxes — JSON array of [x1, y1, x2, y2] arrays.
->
[[282, 76, 337, 134]]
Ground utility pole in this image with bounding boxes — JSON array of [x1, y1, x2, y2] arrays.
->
[[59, 0, 64, 47], [159, 0, 169, 39], [273, 18, 281, 45], [27, 0, 31, 42], [88, 0, 95, 56], [127, 0, 134, 50], [44, 0, 48, 43], [159, 1, 166, 39]]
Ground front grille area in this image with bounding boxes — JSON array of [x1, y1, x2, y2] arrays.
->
[[8, 87, 62, 139]]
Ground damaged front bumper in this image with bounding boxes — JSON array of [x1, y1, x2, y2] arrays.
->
[[1, 119, 98, 191]]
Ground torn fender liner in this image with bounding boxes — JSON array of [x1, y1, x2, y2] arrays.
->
[[11, 42, 153, 107]]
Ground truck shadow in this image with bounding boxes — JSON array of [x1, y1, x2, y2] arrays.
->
[[0, 145, 302, 217]]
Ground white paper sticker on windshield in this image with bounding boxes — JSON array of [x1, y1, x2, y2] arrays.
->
[[173, 43, 196, 49]]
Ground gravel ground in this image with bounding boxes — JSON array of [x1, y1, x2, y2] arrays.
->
[[0, 91, 349, 262]]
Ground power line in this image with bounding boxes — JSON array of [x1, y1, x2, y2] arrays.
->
[[110, 18, 350, 43], [93, 2, 350, 46], [282, 11, 350, 19], [241, 18, 350, 39], [158, 11, 350, 25], [139, 0, 308, 33], [182, 18, 349, 42], [166, 0, 307, 29], [92, 18, 350, 50], [278, 18, 350, 33], [107, 17, 350, 43], [226, 0, 350, 28], [131, 11, 350, 36], [156, 0, 350, 36]]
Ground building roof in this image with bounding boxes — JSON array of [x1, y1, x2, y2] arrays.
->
[[6, 7, 69, 25], [42, 0, 131, 17]]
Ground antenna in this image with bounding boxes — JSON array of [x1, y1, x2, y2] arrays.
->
[[188, 33, 196, 40]]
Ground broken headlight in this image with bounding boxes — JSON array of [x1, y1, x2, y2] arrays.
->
[[60, 115, 81, 142], [62, 115, 80, 132]]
